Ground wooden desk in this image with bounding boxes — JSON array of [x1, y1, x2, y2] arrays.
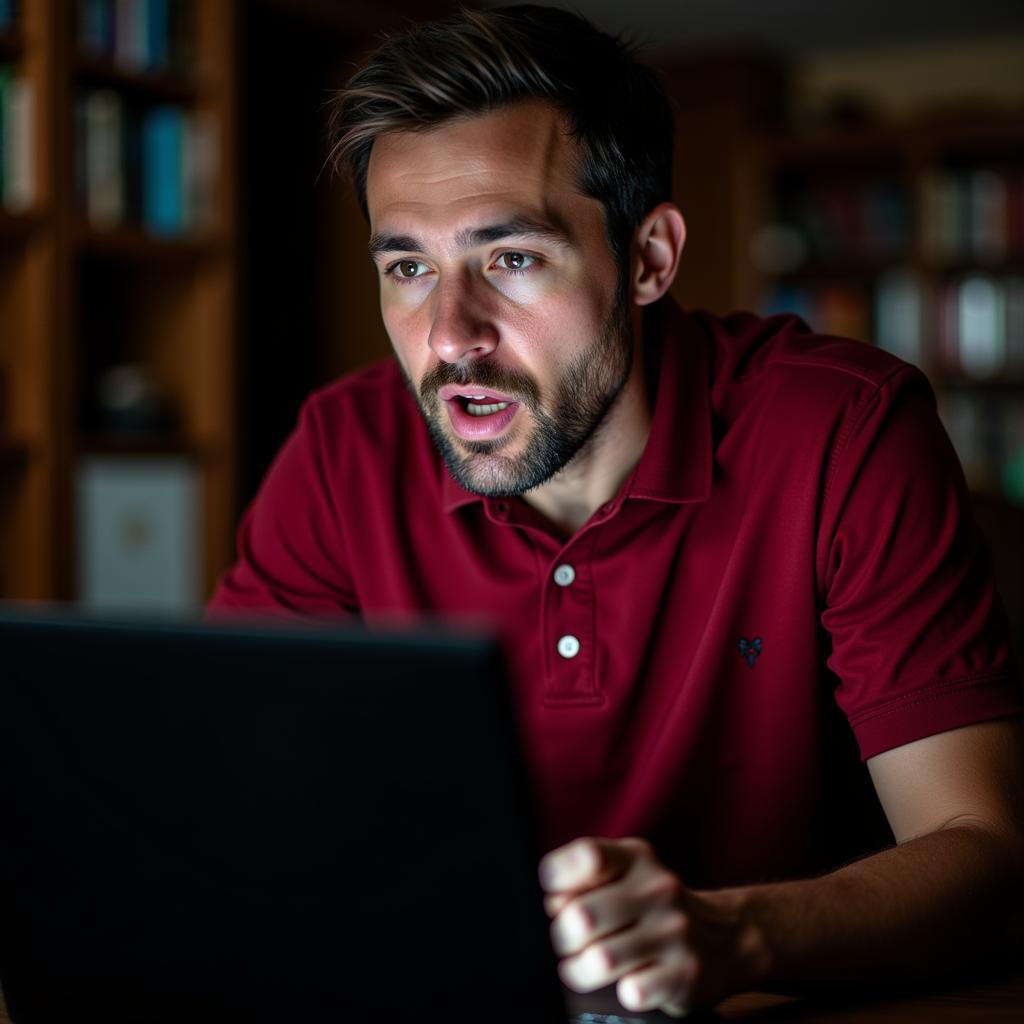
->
[[714, 971, 1024, 1021], [0, 972, 1021, 1022]]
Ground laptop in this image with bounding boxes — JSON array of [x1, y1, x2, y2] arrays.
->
[[0, 607, 669, 1023]]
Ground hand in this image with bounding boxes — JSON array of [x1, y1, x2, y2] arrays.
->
[[539, 837, 755, 1016]]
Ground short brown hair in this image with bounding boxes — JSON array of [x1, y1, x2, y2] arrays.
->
[[328, 4, 674, 267]]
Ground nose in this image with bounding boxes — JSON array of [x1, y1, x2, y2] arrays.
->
[[427, 273, 499, 365]]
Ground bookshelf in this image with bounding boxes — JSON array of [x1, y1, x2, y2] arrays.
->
[[658, 52, 1024, 655], [751, 112, 1024, 505], [0, 0, 237, 605]]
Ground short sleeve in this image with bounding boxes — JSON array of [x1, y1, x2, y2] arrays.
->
[[206, 395, 358, 620], [818, 365, 1023, 759]]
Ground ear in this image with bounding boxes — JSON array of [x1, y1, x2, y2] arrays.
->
[[631, 203, 686, 307]]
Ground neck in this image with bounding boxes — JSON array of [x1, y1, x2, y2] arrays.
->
[[521, 327, 652, 538]]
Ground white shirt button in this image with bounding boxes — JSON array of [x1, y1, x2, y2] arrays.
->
[[553, 564, 576, 587], [557, 634, 581, 659]]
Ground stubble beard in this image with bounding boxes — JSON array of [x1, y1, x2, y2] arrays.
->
[[404, 283, 634, 497]]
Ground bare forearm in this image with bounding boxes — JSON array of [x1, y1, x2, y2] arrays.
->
[[713, 823, 1024, 995]]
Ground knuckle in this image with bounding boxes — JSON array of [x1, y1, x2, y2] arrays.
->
[[624, 835, 654, 859], [661, 908, 689, 941], [592, 940, 616, 972], [647, 869, 683, 904], [573, 898, 596, 934]]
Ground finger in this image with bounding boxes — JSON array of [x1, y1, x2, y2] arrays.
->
[[558, 923, 664, 994], [550, 878, 646, 956], [616, 950, 695, 1017], [544, 892, 572, 917], [539, 837, 639, 894]]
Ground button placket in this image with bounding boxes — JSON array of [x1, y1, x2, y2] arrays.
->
[[543, 530, 601, 704]]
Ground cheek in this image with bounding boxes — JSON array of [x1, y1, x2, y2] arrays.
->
[[381, 300, 426, 373]]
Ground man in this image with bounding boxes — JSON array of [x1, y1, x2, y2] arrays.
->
[[209, 5, 1024, 1016]]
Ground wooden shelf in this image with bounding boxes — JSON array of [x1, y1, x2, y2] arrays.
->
[[0, 30, 21, 61], [0, 208, 43, 242], [0, 0, 240, 603], [0, 438, 29, 470], [73, 54, 197, 104], [764, 107, 1024, 166], [74, 224, 225, 262], [77, 432, 199, 457], [939, 376, 1024, 394], [776, 258, 912, 283], [924, 257, 1024, 278]]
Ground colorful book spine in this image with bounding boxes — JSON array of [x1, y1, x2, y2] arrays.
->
[[181, 109, 216, 232], [78, 0, 115, 59], [0, 66, 9, 200], [83, 89, 124, 227], [874, 269, 923, 367], [146, 0, 169, 68], [921, 168, 1023, 265], [2, 71, 33, 212], [942, 275, 1008, 380], [115, 0, 147, 71], [142, 104, 183, 235]]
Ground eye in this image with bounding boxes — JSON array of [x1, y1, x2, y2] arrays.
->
[[495, 252, 536, 273], [385, 259, 430, 281]]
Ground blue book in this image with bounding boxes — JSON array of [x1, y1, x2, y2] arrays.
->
[[78, 0, 114, 57], [146, 0, 168, 68], [142, 105, 183, 235], [0, 0, 14, 32]]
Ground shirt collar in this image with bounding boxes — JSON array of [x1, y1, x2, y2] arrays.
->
[[440, 296, 712, 513]]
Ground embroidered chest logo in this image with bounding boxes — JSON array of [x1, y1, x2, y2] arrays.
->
[[738, 637, 762, 667]]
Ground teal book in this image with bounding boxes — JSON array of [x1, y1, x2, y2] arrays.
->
[[0, 66, 10, 201], [142, 104, 183, 235], [0, 1, 13, 33], [146, 0, 168, 68]]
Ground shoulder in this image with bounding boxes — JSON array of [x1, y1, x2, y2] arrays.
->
[[692, 307, 912, 389], [685, 307, 932, 431]]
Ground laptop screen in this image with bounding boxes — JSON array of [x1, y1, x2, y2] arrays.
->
[[0, 608, 567, 1021]]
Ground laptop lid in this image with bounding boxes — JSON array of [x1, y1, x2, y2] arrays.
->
[[0, 608, 566, 1022]]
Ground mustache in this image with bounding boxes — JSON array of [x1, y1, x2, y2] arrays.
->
[[420, 360, 540, 407]]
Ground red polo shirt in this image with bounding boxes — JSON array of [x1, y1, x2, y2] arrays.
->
[[208, 299, 1022, 887]]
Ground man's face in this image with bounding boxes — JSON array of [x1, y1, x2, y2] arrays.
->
[[366, 100, 632, 496]]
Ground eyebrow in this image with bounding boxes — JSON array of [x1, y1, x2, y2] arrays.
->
[[367, 216, 572, 258]]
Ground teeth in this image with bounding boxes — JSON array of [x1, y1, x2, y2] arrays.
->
[[466, 401, 510, 416]]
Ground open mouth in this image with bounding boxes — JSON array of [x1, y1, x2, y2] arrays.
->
[[439, 386, 521, 440], [458, 394, 512, 417]]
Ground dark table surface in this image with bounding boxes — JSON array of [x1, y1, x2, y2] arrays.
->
[[2, 970, 1021, 1022]]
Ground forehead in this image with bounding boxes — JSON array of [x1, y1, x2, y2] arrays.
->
[[365, 100, 596, 240]]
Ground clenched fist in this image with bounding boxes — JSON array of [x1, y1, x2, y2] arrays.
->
[[539, 837, 758, 1016]]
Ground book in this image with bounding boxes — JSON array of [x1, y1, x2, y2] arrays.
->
[[958, 275, 1006, 379], [1004, 276, 1024, 378], [969, 169, 1008, 265], [0, 65, 10, 200], [874, 268, 923, 367], [82, 89, 124, 227], [0, 0, 15, 33], [181, 109, 216, 232], [142, 104, 183, 234], [115, 0, 147, 71], [816, 284, 869, 341], [920, 170, 962, 265], [76, 455, 201, 613], [77, 0, 115, 58], [146, 0, 169, 68], [2, 71, 33, 212]]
